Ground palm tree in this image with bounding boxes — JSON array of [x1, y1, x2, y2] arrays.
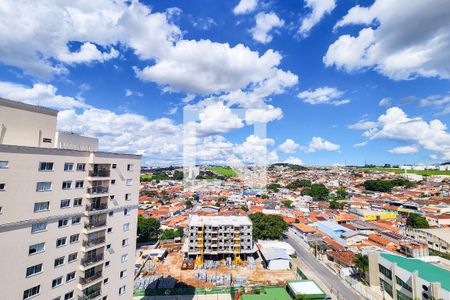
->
[[354, 254, 369, 280]]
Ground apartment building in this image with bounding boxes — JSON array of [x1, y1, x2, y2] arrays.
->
[[0, 98, 140, 300], [184, 215, 255, 264], [404, 227, 450, 254]]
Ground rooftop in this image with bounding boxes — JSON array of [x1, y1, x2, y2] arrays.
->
[[189, 215, 252, 226]]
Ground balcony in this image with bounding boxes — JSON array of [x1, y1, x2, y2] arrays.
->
[[88, 170, 110, 177], [82, 237, 106, 248], [86, 203, 107, 211], [84, 220, 107, 230], [78, 289, 101, 300], [87, 186, 108, 195], [81, 253, 104, 267], [80, 271, 102, 285]]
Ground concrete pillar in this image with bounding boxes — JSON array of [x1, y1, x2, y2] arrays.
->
[[368, 252, 380, 287], [430, 282, 441, 300]]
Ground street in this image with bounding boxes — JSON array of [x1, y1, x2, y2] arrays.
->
[[286, 233, 360, 300]]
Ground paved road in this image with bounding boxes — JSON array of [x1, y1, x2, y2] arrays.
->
[[286, 233, 360, 300]]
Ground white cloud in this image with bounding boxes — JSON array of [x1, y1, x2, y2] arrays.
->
[[124, 89, 143, 97], [284, 156, 304, 165], [305, 136, 340, 153], [351, 107, 450, 159], [233, 0, 258, 15], [325, 0, 450, 80], [379, 97, 392, 107], [353, 141, 368, 147], [58, 42, 118, 64], [388, 145, 418, 154], [245, 105, 283, 124], [250, 12, 284, 44], [196, 102, 244, 135], [347, 120, 379, 130], [278, 139, 300, 153], [419, 93, 450, 115], [298, 86, 350, 106], [299, 0, 336, 37]]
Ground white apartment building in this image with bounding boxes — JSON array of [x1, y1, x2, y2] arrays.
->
[[0, 98, 141, 300]]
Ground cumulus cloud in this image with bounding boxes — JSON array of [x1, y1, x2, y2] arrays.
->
[[305, 136, 340, 153], [250, 12, 284, 44], [351, 107, 450, 159], [233, 0, 258, 15], [298, 86, 350, 106], [325, 0, 450, 80], [299, 0, 336, 37], [245, 105, 283, 124], [278, 139, 300, 153], [388, 145, 418, 154], [196, 102, 244, 135], [284, 156, 304, 165]]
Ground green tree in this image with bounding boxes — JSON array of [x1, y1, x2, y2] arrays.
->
[[185, 200, 193, 208], [249, 213, 288, 240], [364, 179, 393, 192], [354, 254, 369, 279], [137, 216, 160, 243], [406, 214, 429, 228], [160, 228, 183, 240], [336, 187, 348, 200], [329, 199, 339, 209], [308, 184, 329, 200], [282, 200, 293, 207], [286, 179, 311, 190], [261, 194, 269, 199], [267, 183, 281, 192]]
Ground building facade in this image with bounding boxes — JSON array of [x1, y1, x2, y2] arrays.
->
[[0, 98, 140, 300], [404, 227, 450, 254]]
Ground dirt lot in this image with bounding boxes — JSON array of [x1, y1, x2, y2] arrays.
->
[[141, 252, 296, 288]]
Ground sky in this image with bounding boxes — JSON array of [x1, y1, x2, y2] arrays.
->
[[0, 0, 450, 167]]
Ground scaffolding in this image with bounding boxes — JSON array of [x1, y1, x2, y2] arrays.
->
[[195, 225, 204, 266], [233, 229, 241, 265]]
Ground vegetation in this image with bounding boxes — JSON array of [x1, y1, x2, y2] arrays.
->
[[185, 200, 193, 208], [406, 214, 429, 228], [329, 199, 346, 209], [282, 200, 293, 207], [140, 174, 152, 182], [267, 183, 281, 192], [137, 216, 160, 243], [430, 250, 450, 260], [354, 254, 369, 279], [261, 194, 269, 199], [336, 187, 348, 200], [196, 170, 226, 180], [364, 179, 393, 192], [301, 183, 329, 200], [269, 163, 308, 171], [249, 213, 288, 240], [160, 228, 184, 240], [285, 179, 312, 190], [208, 166, 237, 177], [360, 167, 450, 176]]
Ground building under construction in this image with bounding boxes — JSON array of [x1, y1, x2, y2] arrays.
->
[[183, 215, 256, 266]]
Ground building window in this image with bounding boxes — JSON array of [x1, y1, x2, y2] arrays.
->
[[123, 223, 130, 232], [54, 257, 64, 268], [33, 201, 50, 212], [75, 181, 84, 189], [111, 179, 116, 185], [73, 198, 82, 207], [106, 244, 111, 250], [110, 195, 115, 200], [126, 179, 133, 186], [58, 218, 69, 227], [105, 261, 110, 267], [72, 216, 81, 224], [396, 276, 412, 292], [64, 163, 74, 171], [103, 278, 109, 284], [119, 286, 126, 295], [42, 138, 52, 143], [62, 181, 72, 190], [379, 264, 392, 280], [124, 208, 130, 216], [0, 161, 8, 168], [112, 164, 117, 169], [66, 271, 76, 282], [51, 276, 63, 288], [36, 182, 52, 192], [0, 183, 5, 191], [68, 252, 77, 262], [31, 222, 47, 233], [121, 254, 128, 263], [122, 238, 129, 247], [107, 227, 113, 233], [120, 269, 127, 278], [56, 237, 67, 247], [23, 285, 40, 300], [127, 164, 133, 171], [26, 264, 43, 277], [64, 291, 74, 300], [125, 193, 131, 201], [29, 243, 45, 255], [70, 234, 79, 244], [76, 163, 86, 171], [38, 162, 54, 171], [60, 199, 70, 209], [109, 211, 114, 216]]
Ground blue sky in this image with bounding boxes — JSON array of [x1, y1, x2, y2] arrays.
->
[[0, 0, 450, 166]]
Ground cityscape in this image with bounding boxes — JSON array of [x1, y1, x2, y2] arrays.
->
[[1, 1, 450, 300]]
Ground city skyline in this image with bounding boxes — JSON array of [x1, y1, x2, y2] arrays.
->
[[1, 0, 450, 166]]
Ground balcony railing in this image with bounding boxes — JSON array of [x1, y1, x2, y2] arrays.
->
[[82, 237, 106, 248], [78, 289, 101, 300], [84, 221, 107, 230], [81, 253, 104, 266], [89, 170, 110, 177], [80, 271, 102, 285], [86, 203, 107, 211], [87, 186, 109, 194]]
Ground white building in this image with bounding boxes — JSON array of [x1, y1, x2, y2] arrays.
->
[[0, 98, 140, 300]]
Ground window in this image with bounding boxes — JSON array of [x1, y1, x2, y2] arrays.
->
[[38, 162, 53, 171], [31, 222, 47, 233], [123, 223, 130, 232], [121, 254, 128, 263], [108, 211, 114, 217], [60, 199, 70, 209], [105, 261, 110, 267], [0, 161, 8, 168], [122, 238, 129, 247], [103, 278, 109, 284], [66, 271, 76, 282], [62, 181, 72, 190], [76, 163, 85, 171], [23, 285, 40, 299], [125, 193, 131, 201], [51, 276, 63, 288], [379, 264, 392, 280], [70, 234, 79, 244], [119, 285, 126, 295], [110, 195, 115, 200], [396, 276, 412, 292], [111, 179, 116, 185], [54, 257, 64, 267], [29, 243, 45, 255], [126, 179, 132, 186], [26, 264, 43, 277], [34, 202, 49, 212], [58, 219, 69, 227], [56, 237, 67, 247], [73, 198, 82, 207], [64, 163, 74, 171], [120, 269, 127, 278], [112, 164, 117, 169], [42, 138, 52, 143], [0, 183, 5, 191], [72, 216, 81, 224], [124, 208, 130, 216], [64, 291, 74, 300], [127, 164, 133, 171], [106, 244, 111, 250], [75, 180, 84, 189], [36, 182, 52, 192], [68, 252, 77, 262]]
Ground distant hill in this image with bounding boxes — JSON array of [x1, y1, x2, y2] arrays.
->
[[269, 163, 308, 171]]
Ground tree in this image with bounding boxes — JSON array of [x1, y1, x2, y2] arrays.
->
[[185, 200, 193, 208], [249, 213, 288, 240], [329, 199, 339, 209], [364, 179, 393, 192], [354, 254, 369, 279], [305, 184, 329, 200], [336, 187, 348, 200], [267, 183, 281, 192], [137, 216, 160, 243], [282, 200, 293, 207], [286, 179, 311, 190], [160, 228, 183, 240], [406, 214, 429, 228], [261, 194, 269, 199]]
